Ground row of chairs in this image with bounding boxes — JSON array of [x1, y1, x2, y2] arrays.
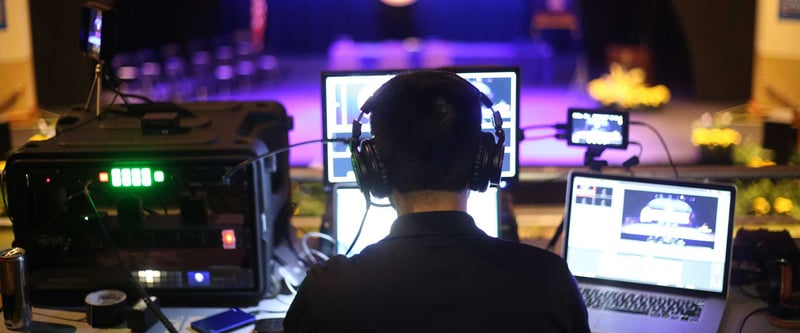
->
[[109, 35, 282, 102]]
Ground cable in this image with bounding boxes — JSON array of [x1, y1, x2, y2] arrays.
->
[[102, 62, 158, 105], [109, 87, 155, 104], [283, 276, 298, 295], [221, 138, 348, 184], [300, 232, 336, 264], [621, 141, 643, 173], [520, 124, 559, 131], [309, 249, 330, 261], [522, 134, 560, 141], [345, 202, 372, 256], [545, 217, 564, 252], [630, 120, 679, 179], [629, 141, 644, 159], [272, 294, 294, 307], [519, 123, 563, 141], [738, 307, 768, 333], [82, 182, 179, 333]]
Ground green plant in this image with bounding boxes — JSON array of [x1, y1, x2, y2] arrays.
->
[[735, 178, 800, 220], [292, 181, 326, 216]]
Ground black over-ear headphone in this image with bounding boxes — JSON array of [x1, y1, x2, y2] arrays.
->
[[349, 73, 505, 199], [767, 258, 800, 328]]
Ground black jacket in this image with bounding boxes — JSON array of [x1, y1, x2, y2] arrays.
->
[[285, 211, 590, 332]]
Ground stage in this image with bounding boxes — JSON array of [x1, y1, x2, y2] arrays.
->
[[183, 50, 754, 173]]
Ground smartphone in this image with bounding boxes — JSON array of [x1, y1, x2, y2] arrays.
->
[[190, 308, 257, 333], [252, 317, 284, 333]]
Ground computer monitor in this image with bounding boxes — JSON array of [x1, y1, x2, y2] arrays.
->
[[321, 66, 520, 188], [333, 184, 500, 256]]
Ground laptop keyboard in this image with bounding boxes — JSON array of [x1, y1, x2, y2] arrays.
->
[[580, 287, 704, 322]]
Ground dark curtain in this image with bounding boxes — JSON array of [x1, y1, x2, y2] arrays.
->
[[111, 0, 534, 54]]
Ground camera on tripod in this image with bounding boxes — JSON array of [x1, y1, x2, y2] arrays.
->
[[79, 0, 117, 117], [79, 0, 116, 62]]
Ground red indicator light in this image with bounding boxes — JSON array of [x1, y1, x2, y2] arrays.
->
[[98, 172, 110, 183], [221, 229, 236, 249], [45, 178, 51, 183]]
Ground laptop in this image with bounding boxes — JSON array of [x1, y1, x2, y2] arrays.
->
[[320, 66, 520, 187], [333, 184, 500, 256], [562, 171, 736, 333]]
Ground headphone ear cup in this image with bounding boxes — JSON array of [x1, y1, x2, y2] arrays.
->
[[469, 133, 495, 192], [352, 139, 391, 199], [488, 134, 505, 185]]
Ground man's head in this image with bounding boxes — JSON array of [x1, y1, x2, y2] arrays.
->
[[352, 70, 498, 198]]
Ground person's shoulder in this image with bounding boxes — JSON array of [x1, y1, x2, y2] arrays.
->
[[488, 238, 569, 268], [304, 251, 382, 281], [306, 254, 354, 277], [301, 254, 363, 296]]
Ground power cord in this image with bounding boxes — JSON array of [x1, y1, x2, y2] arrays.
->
[[82, 181, 179, 333], [738, 307, 768, 333], [630, 120, 679, 179]]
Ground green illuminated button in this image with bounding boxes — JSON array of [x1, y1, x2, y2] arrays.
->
[[110, 167, 162, 187], [154, 170, 165, 182], [131, 168, 142, 187], [121, 168, 132, 187], [142, 168, 152, 187], [111, 168, 122, 187]]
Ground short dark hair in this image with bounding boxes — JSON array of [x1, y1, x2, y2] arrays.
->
[[368, 70, 483, 193]]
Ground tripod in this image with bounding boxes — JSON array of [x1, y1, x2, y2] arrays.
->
[[83, 61, 104, 118]]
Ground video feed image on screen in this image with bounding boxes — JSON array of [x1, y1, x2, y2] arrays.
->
[[88, 11, 103, 56], [569, 111, 625, 147], [619, 190, 718, 249], [323, 74, 394, 182], [323, 70, 518, 184], [461, 72, 517, 178]]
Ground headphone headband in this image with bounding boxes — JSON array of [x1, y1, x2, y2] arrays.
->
[[350, 72, 505, 198]]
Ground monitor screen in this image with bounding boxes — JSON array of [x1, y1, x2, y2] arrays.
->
[[333, 185, 500, 256], [321, 67, 520, 186], [566, 108, 629, 149]]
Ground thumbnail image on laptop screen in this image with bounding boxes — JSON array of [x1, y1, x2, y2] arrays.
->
[[334, 185, 500, 256], [321, 67, 519, 186], [563, 172, 736, 295]]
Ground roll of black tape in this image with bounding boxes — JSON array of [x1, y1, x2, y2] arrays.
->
[[85, 289, 127, 328]]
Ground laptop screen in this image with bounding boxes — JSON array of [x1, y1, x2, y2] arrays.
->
[[321, 67, 519, 186], [333, 185, 500, 256], [563, 172, 736, 295]]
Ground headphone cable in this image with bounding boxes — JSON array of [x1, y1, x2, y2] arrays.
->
[[343, 194, 394, 257], [220, 138, 348, 184], [344, 202, 371, 256]]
